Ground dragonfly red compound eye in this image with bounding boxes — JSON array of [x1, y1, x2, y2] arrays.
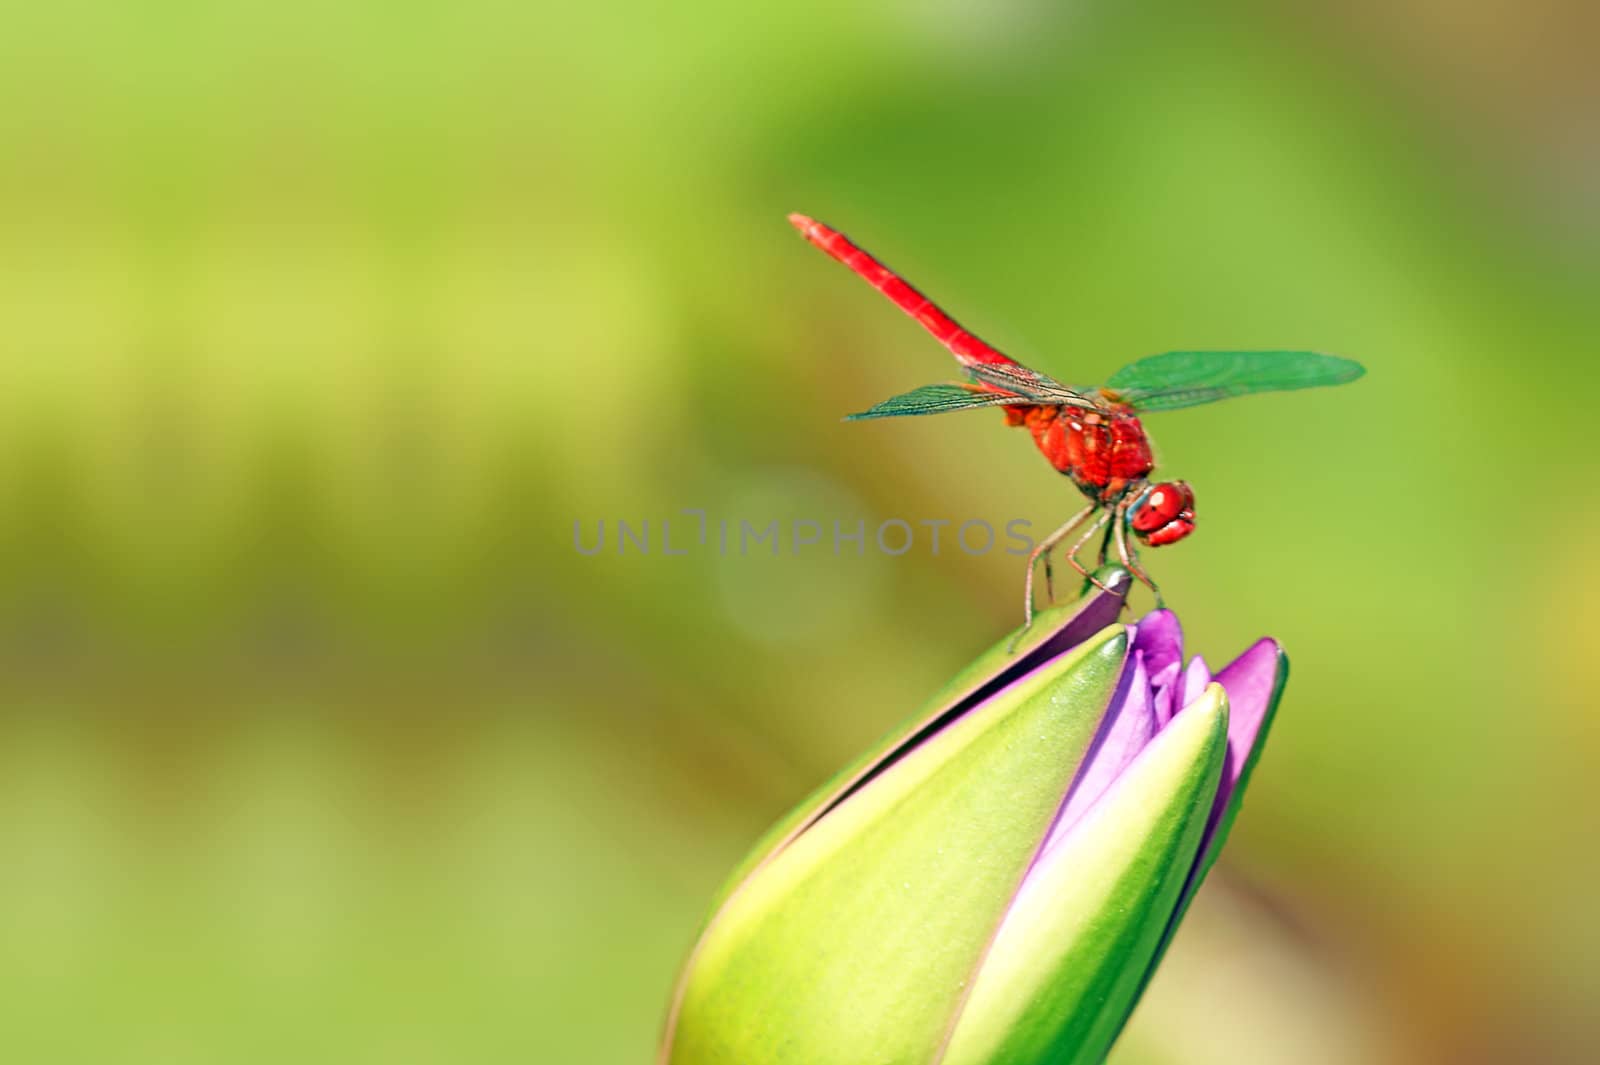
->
[[1142, 516, 1194, 547], [1130, 481, 1194, 534], [1130, 481, 1195, 547]]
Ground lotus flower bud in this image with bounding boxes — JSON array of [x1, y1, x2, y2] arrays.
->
[[660, 569, 1288, 1065]]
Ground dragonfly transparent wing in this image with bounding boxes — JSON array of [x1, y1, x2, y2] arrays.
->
[[964, 362, 1102, 412], [1104, 350, 1365, 412], [845, 383, 1040, 420]]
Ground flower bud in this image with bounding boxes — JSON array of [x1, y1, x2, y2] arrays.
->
[[661, 569, 1288, 1065]]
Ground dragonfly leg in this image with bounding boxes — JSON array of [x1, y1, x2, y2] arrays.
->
[[1113, 504, 1166, 610], [1061, 509, 1112, 585], [1013, 503, 1101, 653], [1043, 509, 1102, 603], [1096, 517, 1116, 567], [1043, 515, 1105, 603]]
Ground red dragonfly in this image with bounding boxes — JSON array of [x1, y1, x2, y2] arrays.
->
[[789, 213, 1364, 634]]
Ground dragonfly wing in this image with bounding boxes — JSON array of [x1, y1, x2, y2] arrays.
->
[[965, 362, 1101, 411], [845, 382, 1039, 421], [1104, 350, 1365, 412]]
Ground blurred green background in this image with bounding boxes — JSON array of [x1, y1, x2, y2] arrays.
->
[[1, 1, 1596, 1062]]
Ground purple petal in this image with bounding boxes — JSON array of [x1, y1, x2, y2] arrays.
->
[[1132, 610, 1184, 675], [1043, 640, 1158, 849], [1110, 636, 1289, 1020], [1179, 655, 1211, 711], [1133, 610, 1184, 724], [1012, 572, 1132, 679], [1199, 638, 1288, 854]]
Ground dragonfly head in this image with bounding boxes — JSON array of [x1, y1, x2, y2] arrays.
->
[[1129, 481, 1195, 548]]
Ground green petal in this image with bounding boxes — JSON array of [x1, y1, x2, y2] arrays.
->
[[695, 570, 1132, 924], [938, 683, 1230, 1065], [664, 625, 1130, 1065]]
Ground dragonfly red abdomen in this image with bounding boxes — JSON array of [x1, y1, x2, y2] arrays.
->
[[789, 214, 1017, 371]]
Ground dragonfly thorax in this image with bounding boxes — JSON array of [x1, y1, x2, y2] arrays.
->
[[1006, 404, 1157, 505]]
